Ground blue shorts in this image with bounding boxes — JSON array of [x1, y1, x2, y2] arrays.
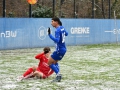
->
[[51, 51, 66, 60]]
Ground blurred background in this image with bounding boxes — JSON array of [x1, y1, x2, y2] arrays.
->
[[0, 0, 120, 18]]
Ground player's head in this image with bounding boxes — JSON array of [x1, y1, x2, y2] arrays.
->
[[51, 17, 62, 27], [43, 47, 51, 54]]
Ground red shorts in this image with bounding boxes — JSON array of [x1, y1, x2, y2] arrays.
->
[[36, 68, 48, 79]]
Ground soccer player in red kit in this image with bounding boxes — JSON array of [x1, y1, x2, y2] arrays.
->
[[19, 47, 55, 80]]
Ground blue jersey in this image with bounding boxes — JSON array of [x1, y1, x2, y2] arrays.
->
[[49, 26, 68, 54]]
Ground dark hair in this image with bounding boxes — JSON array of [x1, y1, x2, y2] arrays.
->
[[59, 21, 62, 26], [43, 47, 51, 54], [52, 17, 62, 26]]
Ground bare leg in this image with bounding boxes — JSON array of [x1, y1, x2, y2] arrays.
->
[[48, 56, 58, 65], [33, 71, 44, 79], [48, 57, 62, 82]]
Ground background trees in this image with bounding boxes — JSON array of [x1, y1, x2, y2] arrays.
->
[[0, 0, 120, 18]]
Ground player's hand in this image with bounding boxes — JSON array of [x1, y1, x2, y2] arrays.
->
[[48, 27, 51, 35]]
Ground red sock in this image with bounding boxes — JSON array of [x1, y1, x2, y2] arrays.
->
[[23, 68, 33, 77]]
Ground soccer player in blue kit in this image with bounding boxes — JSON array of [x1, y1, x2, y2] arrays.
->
[[48, 17, 68, 82]]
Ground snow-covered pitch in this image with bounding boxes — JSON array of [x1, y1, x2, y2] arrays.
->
[[0, 44, 120, 90]]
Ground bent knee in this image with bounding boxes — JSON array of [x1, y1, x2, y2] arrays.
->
[[31, 66, 37, 71], [48, 57, 58, 65]]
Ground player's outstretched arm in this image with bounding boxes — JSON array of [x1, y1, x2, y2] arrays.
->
[[35, 52, 44, 59], [48, 27, 60, 43]]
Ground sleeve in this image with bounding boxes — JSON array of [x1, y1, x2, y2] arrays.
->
[[35, 52, 44, 60], [49, 31, 60, 43], [64, 30, 68, 36]]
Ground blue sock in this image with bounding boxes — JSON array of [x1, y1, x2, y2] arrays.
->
[[50, 64, 59, 75], [55, 63, 59, 72]]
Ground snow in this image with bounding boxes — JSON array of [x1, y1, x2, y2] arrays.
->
[[0, 44, 120, 90]]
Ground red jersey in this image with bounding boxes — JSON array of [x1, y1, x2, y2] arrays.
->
[[35, 52, 54, 77]]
